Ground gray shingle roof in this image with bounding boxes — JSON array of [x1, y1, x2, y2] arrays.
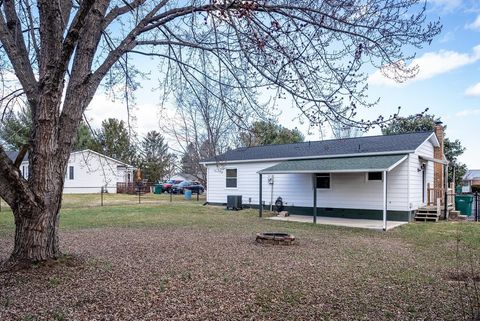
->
[[463, 170, 480, 181], [203, 131, 434, 163], [259, 154, 407, 174], [6, 151, 27, 162]]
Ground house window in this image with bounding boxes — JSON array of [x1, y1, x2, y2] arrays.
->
[[69, 166, 75, 180], [316, 173, 330, 189], [226, 168, 237, 188], [367, 172, 383, 181]]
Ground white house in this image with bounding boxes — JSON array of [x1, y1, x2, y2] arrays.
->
[[9, 149, 134, 194], [201, 125, 449, 227]]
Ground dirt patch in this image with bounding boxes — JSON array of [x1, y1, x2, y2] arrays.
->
[[446, 269, 480, 282]]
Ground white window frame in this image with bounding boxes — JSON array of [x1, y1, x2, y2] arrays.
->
[[225, 168, 238, 189], [315, 173, 331, 190], [69, 166, 75, 180], [366, 171, 383, 182]]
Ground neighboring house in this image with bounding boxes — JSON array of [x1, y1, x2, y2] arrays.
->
[[462, 170, 480, 193], [201, 124, 449, 225], [8, 149, 134, 194]]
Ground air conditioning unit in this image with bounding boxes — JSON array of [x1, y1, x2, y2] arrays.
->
[[227, 195, 243, 211]]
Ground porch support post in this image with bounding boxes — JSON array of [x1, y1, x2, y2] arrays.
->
[[259, 173, 263, 218], [444, 163, 449, 220], [313, 173, 317, 224], [383, 171, 388, 231]]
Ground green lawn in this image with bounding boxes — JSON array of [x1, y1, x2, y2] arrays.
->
[[1, 194, 478, 248], [0, 194, 479, 320]]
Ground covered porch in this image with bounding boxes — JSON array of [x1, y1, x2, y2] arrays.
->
[[257, 154, 409, 231]]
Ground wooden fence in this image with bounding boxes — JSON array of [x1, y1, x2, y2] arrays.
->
[[117, 182, 153, 194]]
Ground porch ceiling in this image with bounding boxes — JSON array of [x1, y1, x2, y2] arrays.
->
[[258, 154, 408, 174]]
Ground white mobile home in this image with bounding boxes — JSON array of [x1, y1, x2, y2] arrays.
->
[[10, 149, 134, 194], [201, 126, 449, 226]]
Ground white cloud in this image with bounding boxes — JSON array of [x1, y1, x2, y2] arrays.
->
[[85, 93, 163, 137], [369, 45, 480, 87], [465, 82, 480, 96], [430, 0, 462, 12], [467, 14, 480, 31], [455, 109, 480, 117]]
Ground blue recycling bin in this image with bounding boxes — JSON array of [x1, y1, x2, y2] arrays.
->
[[184, 189, 192, 200]]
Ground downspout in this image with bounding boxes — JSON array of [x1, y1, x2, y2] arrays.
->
[[406, 154, 410, 220], [259, 174, 263, 218], [313, 173, 317, 224], [270, 175, 274, 212], [383, 171, 388, 231], [444, 162, 449, 220]]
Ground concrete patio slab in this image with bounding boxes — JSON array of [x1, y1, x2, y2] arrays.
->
[[268, 215, 408, 231]]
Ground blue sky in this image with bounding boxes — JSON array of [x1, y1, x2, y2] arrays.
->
[[278, 0, 480, 168], [364, 0, 480, 169], [86, 0, 480, 169]]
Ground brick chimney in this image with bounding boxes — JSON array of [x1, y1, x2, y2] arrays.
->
[[433, 121, 444, 190]]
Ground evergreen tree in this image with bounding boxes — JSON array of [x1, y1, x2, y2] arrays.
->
[[0, 107, 32, 149], [382, 114, 467, 186], [140, 131, 173, 182], [98, 118, 137, 165], [74, 122, 101, 152], [240, 121, 304, 147], [0, 107, 98, 151]]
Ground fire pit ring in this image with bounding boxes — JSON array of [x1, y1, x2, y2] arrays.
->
[[256, 232, 295, 245]]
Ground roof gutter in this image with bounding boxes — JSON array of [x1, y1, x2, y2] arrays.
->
[[259, 168, 394, 174], [419, 155, 448, 165], [258, 155, 408, 174]]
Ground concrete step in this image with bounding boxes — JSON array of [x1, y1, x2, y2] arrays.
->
[[449, 210, 461, 220]]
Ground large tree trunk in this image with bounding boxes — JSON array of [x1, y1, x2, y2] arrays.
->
[[5, 86, 73, 266], [8, 161, 66, 265], [11, 202, 62, 263]]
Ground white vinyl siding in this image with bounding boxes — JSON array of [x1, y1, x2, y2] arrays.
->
[[20, 150, 132, 194], [206, 156, 411, 211], [409, 139, 435, 209]]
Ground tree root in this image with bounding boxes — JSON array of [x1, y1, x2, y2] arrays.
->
[[0, 253, 82, 273]]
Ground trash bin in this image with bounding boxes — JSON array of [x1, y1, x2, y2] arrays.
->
[[455, 195, 474, 216], [154, 184, 162, 194], [184, 189, 192, 200], [455, 186, 462, 194]]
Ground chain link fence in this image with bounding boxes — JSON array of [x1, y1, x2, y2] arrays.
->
[[0, 187, 206, 212]]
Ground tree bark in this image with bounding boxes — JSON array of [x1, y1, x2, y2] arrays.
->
[[7, 147, 67, 266], [10, 202, 61, 264]]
